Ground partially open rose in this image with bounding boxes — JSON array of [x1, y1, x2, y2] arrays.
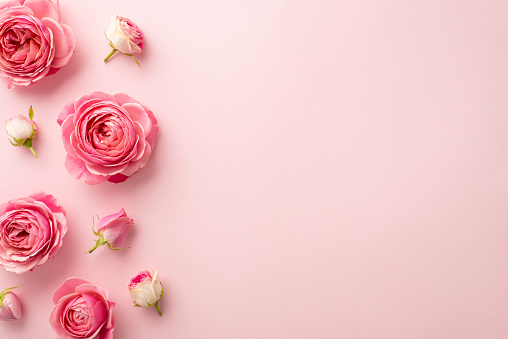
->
[[57, 91, 159, 184], [0, 0, 76, 88], [50, 278, 115, 339], [104, 15, 143, 65], [0, 192, 67, 274]]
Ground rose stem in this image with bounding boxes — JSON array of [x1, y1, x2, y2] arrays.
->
[[104, 49, 118, 62], [88, 237, 106, 253], [154, 300, 162, 316]]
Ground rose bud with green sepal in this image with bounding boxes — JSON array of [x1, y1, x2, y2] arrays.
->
[[89, 209, 134, 253], [6, 106, 38, 157]]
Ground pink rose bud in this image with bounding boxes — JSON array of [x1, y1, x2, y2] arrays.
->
[[5, 106, 38, 157], [104, 15, 143, 66], [128, 269, 163, 316], [0, 286, 22, 321], [89, 209, 134, 253]]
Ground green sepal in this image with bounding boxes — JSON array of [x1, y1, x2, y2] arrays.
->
[[22, 139, 38, 158], [88, 237, 106, 253], [28, 106, 34, 121], [106, 243, 128, 251], [91, 217, 100, 236], [0, 285, 22, 309]]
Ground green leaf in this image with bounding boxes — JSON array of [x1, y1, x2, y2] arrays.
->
[[28, 106, 34, 121]]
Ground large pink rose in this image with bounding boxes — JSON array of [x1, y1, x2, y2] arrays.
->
[[0, 0, 76, 88], [50, 278, 115, 339], [57, 91, 159, 184], [0, 192, 67, 274]]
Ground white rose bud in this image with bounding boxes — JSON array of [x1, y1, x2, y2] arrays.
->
[[104, 15, 143, 66], [128, 269, 163, 316], [5, 106, 37, 157]]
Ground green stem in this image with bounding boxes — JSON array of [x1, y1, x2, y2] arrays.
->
[[154, 300, 162, 316], [104, 49, 117, 62], [88, 237, 106, 253]]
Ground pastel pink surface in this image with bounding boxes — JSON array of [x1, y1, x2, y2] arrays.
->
[[1, 0, 508, 338]]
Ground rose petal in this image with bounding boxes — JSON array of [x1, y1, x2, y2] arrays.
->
[[64, 155, 107, 185]]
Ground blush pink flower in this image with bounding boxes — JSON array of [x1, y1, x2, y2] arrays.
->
[[5, 105, 37, 157], [50, 278, 115, 339], [57, 91, 159, 184], [104, 15, 143, 65], [0, 192, 67, 274], [128, 269, 163, 316], [89, 208, 134, 253], [0, 286, 22, 321], [0, 0, 76, 88]]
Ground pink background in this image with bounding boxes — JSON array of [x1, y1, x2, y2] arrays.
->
[[1, 0, 508, 338]]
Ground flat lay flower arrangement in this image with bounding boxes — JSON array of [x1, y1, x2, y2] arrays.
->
[[0, 0, 163, 337]]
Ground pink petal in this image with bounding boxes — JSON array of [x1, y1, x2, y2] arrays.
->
[[122, 103, 152, 136], [97, 209, 127, 229], [49, 23, 75, 68], [52, 278, 89, 304], [23, 0, 61, 21], [40, 18, 73, 59], [107, 174, 129, 184], [57, 102, 75, 126], [64, 155, 107, 185]]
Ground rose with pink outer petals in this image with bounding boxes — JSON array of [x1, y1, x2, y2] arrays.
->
[[0, 0, 76, 88], [50, 278, 115, 339], [128, 269, 163, 316], [0, 286, 22, 321], [88, 208, 134, 253], [104, 15, 143, 65], [0, 192, 67, 274], [57, 91, 159, 184]]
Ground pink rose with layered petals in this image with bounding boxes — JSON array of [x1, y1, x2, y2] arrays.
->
[[50, 278, 115, 339], [0, 192, 67, 274], [57, 91, 159, 184], [0, 0, 76, 88], [89, 208, 134, 253]]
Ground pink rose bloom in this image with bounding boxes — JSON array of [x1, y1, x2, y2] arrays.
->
[[128, 269, 163, 316], [0, 0, 76, 88], [0, 192, 67, 274], [89, 208, 134, 253], [50, 278, 115, 339], [57, 91, 159, 184], [0, 286, 22, 321]]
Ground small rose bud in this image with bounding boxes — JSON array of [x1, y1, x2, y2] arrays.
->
[[128, 269, 163, 316], [104, 15, 143, 66], [5, 106, 37, 157], [0, 286, 22, 321], [88, 208, 134, 253]]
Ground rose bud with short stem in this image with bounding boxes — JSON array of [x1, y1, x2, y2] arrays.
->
[[0, 286, 22, 321], [128, 270, 163, 316], [5, 106, 37, 157], [88, 209, 134, 253], [104, 16, 143, 66]]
